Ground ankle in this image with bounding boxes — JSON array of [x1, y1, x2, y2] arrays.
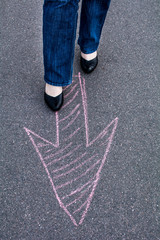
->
[[81, 51, 97, 61], [45, 83, 62, 97]]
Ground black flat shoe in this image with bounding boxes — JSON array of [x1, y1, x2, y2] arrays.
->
[[80, 55, 98, 74], [44, 92, 63, 111]]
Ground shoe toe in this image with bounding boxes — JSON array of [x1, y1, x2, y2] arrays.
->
[[80, 56, 98, 74], [44, 92, 63, 111]]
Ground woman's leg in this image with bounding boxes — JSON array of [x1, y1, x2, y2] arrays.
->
[[43, 0, 79, 87], [78, 0, 111, 54]]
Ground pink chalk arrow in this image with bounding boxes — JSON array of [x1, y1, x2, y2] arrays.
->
[[24, 72, 118, 226]]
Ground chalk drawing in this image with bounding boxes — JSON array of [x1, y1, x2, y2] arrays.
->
[[24, 72, 118, 226]]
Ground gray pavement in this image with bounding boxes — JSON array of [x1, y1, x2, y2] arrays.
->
[[1, 0, 160, 239]]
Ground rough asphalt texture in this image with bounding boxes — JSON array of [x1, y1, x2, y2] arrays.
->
[[1, 0, 160, 239]]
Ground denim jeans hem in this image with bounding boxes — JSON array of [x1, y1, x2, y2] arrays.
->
[[79, 46, 98, 54], [77, 39, 98, 54], [44, 78, 72, 87]]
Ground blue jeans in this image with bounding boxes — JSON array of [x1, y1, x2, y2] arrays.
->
[[43, 0, 111, 86]]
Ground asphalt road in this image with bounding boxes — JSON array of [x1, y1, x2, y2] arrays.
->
[[1, 0, 160, 239]]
